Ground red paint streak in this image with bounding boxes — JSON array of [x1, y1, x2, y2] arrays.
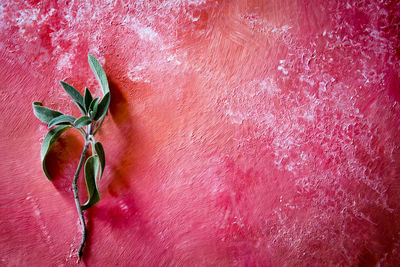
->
[[1, 0, 400, 266]]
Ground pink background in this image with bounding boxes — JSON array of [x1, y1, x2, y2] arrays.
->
[[1, 0, 400, 265]]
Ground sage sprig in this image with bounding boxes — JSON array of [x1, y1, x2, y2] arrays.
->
[[32, 55, 110, 261]]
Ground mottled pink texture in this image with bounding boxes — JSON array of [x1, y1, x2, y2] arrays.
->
[[1, 0, 400, 266]]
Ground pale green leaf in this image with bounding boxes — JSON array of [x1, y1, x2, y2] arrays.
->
[[93, 92, 110, 121], [40, 125, 71, 180], [60, 81, 86, 114], [81, 155, 101, 210], [88, 55, 109, 95], [74, 116, 92, 128], [94, 142, 105, 179], [48, 115, 76, 128], [32, 102, 63, 124]]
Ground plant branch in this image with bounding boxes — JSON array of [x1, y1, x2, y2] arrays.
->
[[72, 140, 90, 262], [33, 54, 109, 261]]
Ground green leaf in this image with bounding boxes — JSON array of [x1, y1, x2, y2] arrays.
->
[[88, 55, 109, 95], [40, 125, 71, 180], [81, 155, 101, 210], [60, 81, 86, 114], [89, 97, 99, 112], [88, 97, 99, 119], [48, 115, 76, 128], [74, 116, 92, 128], [94, 142, 105, 179], [93, 92, 110, 121], [84, 88, 93, 111], [32, 102, 63, 124]]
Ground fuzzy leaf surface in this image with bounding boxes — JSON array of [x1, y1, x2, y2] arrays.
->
[[89, 98, 99, 119], [88, 55, 109, 95], [93, 92, 110, 121], [32, 102, 63, 124], [74, 116, 92, 128], [48, 115, 76, 128], [60, 81, 86, 114]]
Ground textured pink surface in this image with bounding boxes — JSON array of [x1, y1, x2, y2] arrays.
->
[[1, 0, 400, 266]]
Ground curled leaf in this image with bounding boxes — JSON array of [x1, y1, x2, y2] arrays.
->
[[32, 102, 63, 124], [84, 88, 93, 111], [74, 116, 92, 128], [40, 125, 71, 180], [81, 155, 101, 210], [48, 115, 76, 128], [94, 142, 105, 179], [60, 81, 86, 114], [93, 92, 110, 121]]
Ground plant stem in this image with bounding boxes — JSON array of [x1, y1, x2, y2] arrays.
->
[[72, 140, 90, 261]]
